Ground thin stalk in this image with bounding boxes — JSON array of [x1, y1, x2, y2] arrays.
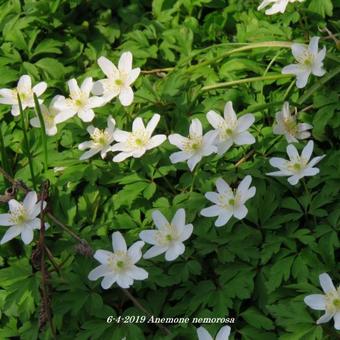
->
[[283, 79, 296, 101], [187, 41, 292, 72], [0, 126, 10, 185], [18, 94, 36, 189], [298, 65, 340, 104], [33, 94, 48, 171], [202, 74, 293, 92]]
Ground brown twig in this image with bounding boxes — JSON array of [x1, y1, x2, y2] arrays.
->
[[121, 289, 172, 336], [141, 67, 173, 75], [235, 150, 255, 167], [44, 244, 61, 275], [38, 181, 56, 337]]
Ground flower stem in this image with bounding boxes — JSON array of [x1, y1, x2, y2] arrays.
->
[[283, 79, 296, 101], [201, 74, 293, 92], [33, 94, 48, 172], [18, 94, 37, 190], [187, 41, 292, 73], [0, 125, 11, 185]]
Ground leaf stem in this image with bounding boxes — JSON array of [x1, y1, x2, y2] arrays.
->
[[201, 74, 293, 92], [18, 94, 37, 189], [33, 94, 48, 171]]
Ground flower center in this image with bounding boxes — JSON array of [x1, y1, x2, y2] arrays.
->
[[107, 252, 132, 273], [155, 224, 179, 246], [325, 289, 340, 314], [115, 79, 123, 86], [91, 129, 110, 146], [129, 130, 149, 149], [184, 137, 202, 152], [9, 205, 28, 225], [297, 51, 314, 67], [283, 117, 297, 135], [228, 198, 235, 206]]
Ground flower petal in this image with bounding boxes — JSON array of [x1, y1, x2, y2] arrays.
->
[[112, 232, 127, 253], [145, 114, 160, 137], [216, 326, 231, 340], [94, 249, 112, 264], [171, 209, 185, 228], [165, 243, 185, 261], [152, 210, 169, 230], [88, 264, 108, 281], [0, 226, 21, 244], [101, 274, 117, 289], [301, 140, 314, 161], [319, 273, 336, 294], [304, 294, 326, 310], [118, 51, 133, 73], [196, 326, 213, 340], [143, 245, 167, 259], [0, 214, 13, 226], [98, 56, 118, 78], [129, 265, 148, 280], [189, 119, 202, 138], [139, 230, 157, 245], [128, 241, 144, 263]]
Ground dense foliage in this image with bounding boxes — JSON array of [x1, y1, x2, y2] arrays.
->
[[0, 0, 339, 339]]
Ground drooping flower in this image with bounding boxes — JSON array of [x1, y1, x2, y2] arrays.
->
[[79, 115, 116, 160], [267, 140, 325, 185], [139, 209, 193, 261], [258, 0, 304, 15], [30, 95, 75, 136], [201, 176, 256, 227], [304, 273, 340, 330], [111, 113, 166, 162], [196, 325, 231, 340], [0, 75, 47, 116], [168, 118, 217, 172], [92, 52, 141, 106], [206, 101, 255, 155], [54, 77, 104, 122], [273, 102, 312, 143], [282, 36, 326, 88], [88, 231, 148, 289], [0, 191, 48, 245]]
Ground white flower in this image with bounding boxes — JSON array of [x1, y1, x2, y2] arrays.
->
[[79, 115, 116, 160], [267, 140, 325, 185], [258, 0, 304, 15], [88, 231, 148, 289], [54, 77, 104, 122], [30, 95, 74, 136], [201, 176, 256, 227], [0, 191, 48, 245], [304, 273, 340, 330], [196, 325, 231, 340], [92, 52, 140, 106], [168, 118, 217, 172], [273, 102, 312, 143], [111, 113, 166, 162], [282, 37, 326, 88], [0, 75, 47, 116], [206, 101, 255, 155], [139, 209, 193, 261]]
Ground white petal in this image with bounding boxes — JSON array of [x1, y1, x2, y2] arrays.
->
[[171, 209, 185, 228], [118, 51, 133, 73], [234, 131, 255, 145], [292, 43, 307, 61], [216, 139, 233, 155], [334, 312, 340, 330], [101, 274, 117, 289], [98, 56, 118, 78], [91, 80, 105, 96], [196, 326, 213, 340], [129, 265, 148, 280], [233, 204, 248, 220], [113, 152, 132, 162], [8, 199, 22, 213], [32, 82, 47, 96], [127, 68, 140, 85], [206, 110, 224, 129], [21, 228, 34, 244], [80, 77, 93, 96], [132, 117, 145, 132], [94, 250, 112, 264], [308, 155, 325, 168], [112, 232, 127, 253], [168, 134, 187, 148], [301, 140, 314, 161], [308, 37, 320, 55], [216, 325, 231, 340], [216, 178, 231, 194], [286, 144, 299, 162], [302, 168, 319, 177], [145, 114, 160, 137], [205, 192, 221, 205], [88, 96, 104, 109], [67, 78, 80, 99], [288, 175, 301, 185], [201, 205, 224, 217], [319, 273, 336, 294], [224, 101, 237, 122], [80, 148, 101, 160], [317, 312, 334, 325], [304, 294, 326, 310], [78, 109, 95, 122], [116, 274, 134, 289], [187, 154, 201, 172], [165, 243, 185, 261], [147, 135, 166, 150], [270, 157, 288, 169], [139, 230, 157, 245], [88, 264, 108, 280], [189, 119, 202, 138], [128, 241, 144, 263], [179, 224, 193, 242], [23, 191, 37, 214], [236, 114, 255, 132], [0, 226, 21, 244], [152, 210, 169, 230], [119, 86, 134, 106], [282, 64, 304, 75], [169, 151, 191, 163], [0, 214, 13, 226], [17, 75, 32, 93], [143, 245, 167, 259], [215, 211, 233, 227], [11, 105, 20, 116], [296, 71, 310, 89], [113, 129, 130, 142]]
